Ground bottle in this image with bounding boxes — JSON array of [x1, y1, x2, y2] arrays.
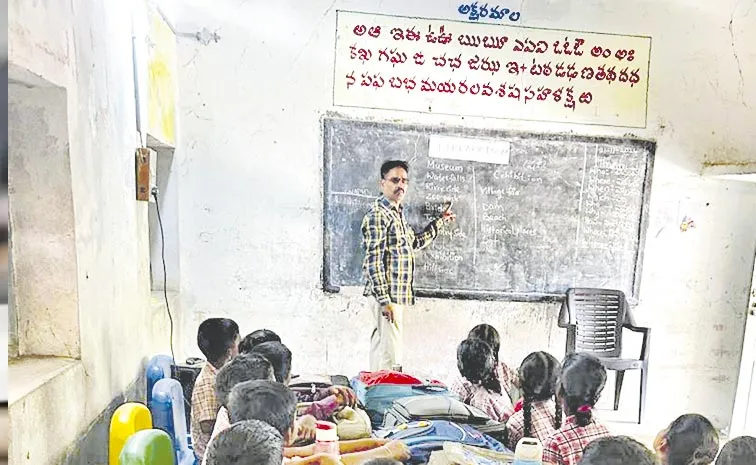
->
[[513, 437, 542, 465], [313, 421, 340, 457]]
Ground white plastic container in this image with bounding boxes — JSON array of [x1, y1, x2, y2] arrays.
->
[[513, 437, 543, 465], [313, 421, 340, 457]]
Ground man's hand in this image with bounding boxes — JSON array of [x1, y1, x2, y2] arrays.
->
[[380, 303, 396, 324], [330, 386, 357, 407], [441, 202, 456, 224]]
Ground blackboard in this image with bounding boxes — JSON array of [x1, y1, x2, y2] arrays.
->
[[322, 117, 654, 301]]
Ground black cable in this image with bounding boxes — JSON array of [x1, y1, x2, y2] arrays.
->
[[152, 188, 176, 364]]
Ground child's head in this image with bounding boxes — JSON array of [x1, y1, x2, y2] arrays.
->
[[580, 436, 657, 465], [227, 379, 298, 443], [715, 436, 756, 465], [197, 318, 240, 368], [362, 460, 403, 465], [457, 338, 501, 394], [249, 341, 292, 384], [468, 324, 501, 362], [204, 419, 284, 465], [519, 351, 562, 436], [654, 414, 719, 465], [558, 353, 606, 426], [239, 329, 281, 354], [215, 353, 275, 407]]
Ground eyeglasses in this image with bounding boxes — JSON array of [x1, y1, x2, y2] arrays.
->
[[384, 177, 410, 185]]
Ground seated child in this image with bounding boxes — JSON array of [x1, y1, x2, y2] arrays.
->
[[653, 414, 719, 465], [203, 353, 276, 465], [227, 379, 410, 465], [249, 341, 356, 422], [191, 318, 240, 461], [453, 338, 514, 422], [204, 419, 284, 465], [468, 324, 520, 400], [542, 353, 611, 465], [238, 329, 282, 353], [506, 351, 561, 450], [715, 436, 756, 465], [578, 436, 657, 465]]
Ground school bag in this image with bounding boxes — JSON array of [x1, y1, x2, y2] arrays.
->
[[351, 371, 450, 427], [382, 395, 508, 443], [289, 374, 350, 400], [375, 420, 508, 464]]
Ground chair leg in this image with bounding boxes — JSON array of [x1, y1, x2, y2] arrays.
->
[[639, 364, 648, 424], [614, 371, 625, 411]]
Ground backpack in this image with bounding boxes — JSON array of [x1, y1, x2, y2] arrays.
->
[[351, 375, 449, 427], [289, 374, 350, 401], [376, 420, 508, 464], [382, 395, 508, 443]]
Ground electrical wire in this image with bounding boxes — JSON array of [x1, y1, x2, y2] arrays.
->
[[152, 188, 176, 364]]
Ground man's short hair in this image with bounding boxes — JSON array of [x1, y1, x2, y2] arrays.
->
[[239, 329, 281, 354], [580, 436, 657, 465], [215, 353, 275, 407], [248, 341, 292, 383], [197, 318, 239, 366], [380, 160, 409, 179], [204, 419, 283, 465], [227, 380, 297, 437]]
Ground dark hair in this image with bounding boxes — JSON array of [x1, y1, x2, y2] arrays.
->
[[227, 380, 298, 437], [519, 351, 562, 437], [580, 436, 657, 465], [204, 419, 284, 465], [663, 414, 719, 465], [239, 329, 281, 354], [559, 353, 606, 427], [215, 353, 275, 407], [362, 460, 403, 465], [457, 338, 501, 394], [249, 341, 292, 383], [197, 318, 240, 366], [468, 324, 501, 362], [716, 436, 756, 465], [380, 160, 409, 179]]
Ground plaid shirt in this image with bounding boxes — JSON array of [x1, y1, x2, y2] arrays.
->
[[191, 362, 220, 460], [362, 196, 443, 305], [505, 399, 559, 451], [542, 415, 611, 465], [448, 361, 517, 422]]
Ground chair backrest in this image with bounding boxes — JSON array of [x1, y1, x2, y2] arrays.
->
[[109, 402, 153, 465], [151, 378, 194, 464], [146, 355, 174, 409], [565, 288, 627, 358], [119, 429, 176, 465]]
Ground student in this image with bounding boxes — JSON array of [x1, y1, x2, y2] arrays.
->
[[468, 324, 519, 400], [653, 414, 719, 465], [227, 380, 410, 465], [506, 351, 562, 450], [249, 341, 357, 420], [578, 436, 657, 465], [715, 436, 756, 465], [191, 318, 240, 461], [361, 460, 403, 465], [542, 353, 611, 465], [239, 329, 282, 353], [452, 338, 514, 422], [203, 353, 276, 465], [204, 419, 284, 465]]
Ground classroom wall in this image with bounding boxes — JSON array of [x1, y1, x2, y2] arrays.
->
[[173, 0, 756, 431], [8, 0, 172, 462]]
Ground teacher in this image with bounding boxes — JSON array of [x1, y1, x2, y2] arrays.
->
[[361, 160, 456, 371]]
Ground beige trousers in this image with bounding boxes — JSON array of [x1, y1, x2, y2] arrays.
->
[[369, 301, 405, 371]]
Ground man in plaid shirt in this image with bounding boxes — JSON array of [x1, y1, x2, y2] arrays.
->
[[362, 160, 455, 370]]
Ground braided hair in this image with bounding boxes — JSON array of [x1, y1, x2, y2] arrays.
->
[[519, 351, 562, 438], [559, 353, 607, 427], [468, 324, 501, 363], [457, 338, 501, 394]]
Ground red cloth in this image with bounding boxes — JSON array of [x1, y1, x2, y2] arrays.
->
[[357, 370, 445, 387]]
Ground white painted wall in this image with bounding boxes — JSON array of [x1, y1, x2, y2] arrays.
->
[[174, 0, 756, 431], [8, 0, 173, 462]]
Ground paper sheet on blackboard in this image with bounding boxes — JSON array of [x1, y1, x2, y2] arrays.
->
[[429, 135, 510, 165]]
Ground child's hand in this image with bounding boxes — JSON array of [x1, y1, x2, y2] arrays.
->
[[330, 386, 357, 407], [384, 440, 411, 461], [296, 415, 317, 443], [311, 454, 345, 465]]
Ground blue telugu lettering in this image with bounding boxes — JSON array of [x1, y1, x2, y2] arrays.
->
[[457, 3, 521, 22]]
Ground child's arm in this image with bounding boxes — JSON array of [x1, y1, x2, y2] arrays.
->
[[284, 454, 344, 465], [337, 438, 391, 454], [339, 440, 410, 465]]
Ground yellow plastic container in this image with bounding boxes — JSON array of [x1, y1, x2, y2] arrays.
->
[[109, 402, 153, 465]]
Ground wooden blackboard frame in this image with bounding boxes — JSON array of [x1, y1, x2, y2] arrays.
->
[[321, 115, 655, 303]]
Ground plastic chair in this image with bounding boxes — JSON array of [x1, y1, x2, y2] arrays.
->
[[119, 429, 176, 465], [109, 403, 153, 465], [151, 378, 195, 465], [146, 355, 174, 409], [558, 288, 651, 424]]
